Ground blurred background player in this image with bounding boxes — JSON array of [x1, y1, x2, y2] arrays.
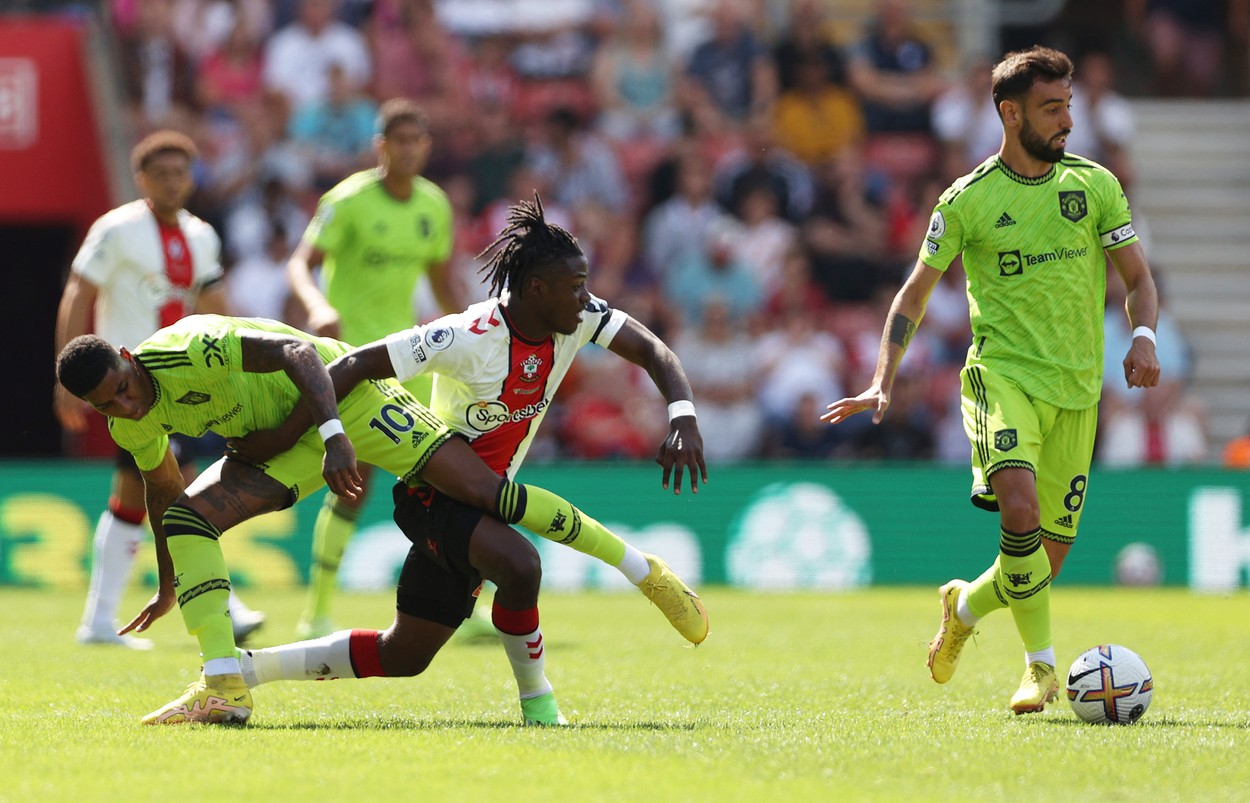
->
[[286, 98, 462, 636], [54, 129, 264, 649]]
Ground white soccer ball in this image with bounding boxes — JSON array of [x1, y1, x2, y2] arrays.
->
[[1066, 644, 1153, 725]]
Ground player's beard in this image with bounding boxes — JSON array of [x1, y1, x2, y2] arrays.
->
[[1020, 116, 1067, 163]]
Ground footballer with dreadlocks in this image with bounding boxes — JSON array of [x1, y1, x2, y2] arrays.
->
[[226, 193, 709, 725]]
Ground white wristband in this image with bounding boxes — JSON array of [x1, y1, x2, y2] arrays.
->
[[1132, 326, 1157, 346], [668, 400, 696, 422], [318, 418, 345, 442]]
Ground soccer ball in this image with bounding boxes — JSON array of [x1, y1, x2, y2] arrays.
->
[[1065, 644, 1153, 725]]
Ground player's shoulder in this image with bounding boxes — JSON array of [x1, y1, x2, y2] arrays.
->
[[412, 176, 451, 207], [320, 170, 382, 207], [1058, 153, 1122, 187], [938, 156, 1003, 207], [93, 199, 151, 230]]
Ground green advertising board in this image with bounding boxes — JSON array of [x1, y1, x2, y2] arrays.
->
[[1, 460, 1248, 591]]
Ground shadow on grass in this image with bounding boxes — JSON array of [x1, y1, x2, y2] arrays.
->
[[248, 718, 698, 732], [1029, 715, 1250, 730]]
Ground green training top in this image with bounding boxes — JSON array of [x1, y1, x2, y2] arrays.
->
[[108, 315, 349, 471], [303, 169, 453, 346], [919, 153, 1137, 409]]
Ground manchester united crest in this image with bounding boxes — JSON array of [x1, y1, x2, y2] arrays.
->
[[1059, 190, 1087, 222]]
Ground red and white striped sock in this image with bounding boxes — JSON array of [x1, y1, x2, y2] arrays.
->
[[492, 605, 551, 699]]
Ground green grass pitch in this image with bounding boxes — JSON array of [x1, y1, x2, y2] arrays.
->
[[2, 586, 1248, 801]]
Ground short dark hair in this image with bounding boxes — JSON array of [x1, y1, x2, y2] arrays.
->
[[476, 193, 583, 298], [991, 46, 1074, 111], [57, 335, 121, 398], [375, 98, 430, 138], [130, 130, 198, 172]]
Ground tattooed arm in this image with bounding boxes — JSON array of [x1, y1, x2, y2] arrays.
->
[[822, 259, 945, 425]]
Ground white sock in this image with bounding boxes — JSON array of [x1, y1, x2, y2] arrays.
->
[[1026, 647, 1057, 668], [203, 656, 241, 676], [496, 626, 552, 700], [618, 545, 650, 585], [241, 631, 357, 687], [79, 512, 145, 632], [956, 587, 980, 626]]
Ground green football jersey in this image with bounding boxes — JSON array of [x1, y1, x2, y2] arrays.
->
[[919, 154, 1137, 409], [108, 315, 349, 471], [303, 169, 453, 346]]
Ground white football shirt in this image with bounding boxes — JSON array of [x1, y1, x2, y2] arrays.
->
[[385, 294, 629, 477], [72, 199, 223, 349]]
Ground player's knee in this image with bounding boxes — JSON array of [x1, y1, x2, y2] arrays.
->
[[488, 539, 542, 597]]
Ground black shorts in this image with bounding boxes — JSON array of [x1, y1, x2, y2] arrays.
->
[[392, 481, 485, 629], [113, 432, 228, 471]]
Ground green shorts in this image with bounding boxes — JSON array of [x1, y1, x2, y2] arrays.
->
[[960, 362, 1098, 543], [263, 378, 452, 505]]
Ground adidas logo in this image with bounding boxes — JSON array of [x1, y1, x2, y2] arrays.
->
[[1054, 514, 1074, 528], [995, 212, 1017, 228]]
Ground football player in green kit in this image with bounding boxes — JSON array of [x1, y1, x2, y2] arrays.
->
[[823, 46, 1161, 713], [286, 98, 461, 637]]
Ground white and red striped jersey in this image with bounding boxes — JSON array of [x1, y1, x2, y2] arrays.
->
[[384, 294, 629, 478], [72, 199, 223, 349]]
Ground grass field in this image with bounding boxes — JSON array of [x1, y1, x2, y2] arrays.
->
[[3, 585, 1249, 802]]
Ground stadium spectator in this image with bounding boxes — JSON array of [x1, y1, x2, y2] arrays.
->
[[772, 50, 865, 168], [171, 0, 273, 62], [222, 173, 309, 265], [201, 92, 311, 219], [1124, 0, 1250, 97], [287, 62, 379, 192], [1066, 50, 1136, 192], [713, 111, 815, 222], [663, 217, 761, 326], [527, 107, 630, 216], [845, 0, 945, 135], [643, 152, 727, 276], [465, 101, 527, 216], [680, 0, 777, 130], [800, 147, 895, 303], [729, 180, 797, 299], [262, 0, 371, 111], [590, 0, 681, 144], [117, 0, 200, 133], [931, 56, 1000, 180], [824, 46, 1161, 714], [772, 0, 847, 93], [195, 13, 267, 121], [755, 301, 846, 429], [53, 130, 263, 651], [672, 297, 765, 461], [367, 0, 470, 134], [225, 222, 295, 321]]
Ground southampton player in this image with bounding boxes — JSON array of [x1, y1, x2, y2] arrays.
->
[[822, 47, 1160, 713], [54, 130, 264, 650], [286, 98, 461, 637], [56, 313, 706, 725], [229, 196, 709, 722]]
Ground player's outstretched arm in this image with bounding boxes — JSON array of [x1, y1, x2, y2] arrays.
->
[[606, 317, 707, 495], [287, 241, 341, 338], [52, 273, 100, 433], [823, 259, 943, 426], [119, 448, 183, 635]]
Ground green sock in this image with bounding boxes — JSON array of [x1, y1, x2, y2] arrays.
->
[[306, 495, 358, 621], [163, 503, 235, 660], [997, 527, 1053, 653], [965, 556, 1008, 619], [496, 481, 626, 566]]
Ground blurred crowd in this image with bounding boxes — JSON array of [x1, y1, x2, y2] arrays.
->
[[102, 0, 1241, 464]]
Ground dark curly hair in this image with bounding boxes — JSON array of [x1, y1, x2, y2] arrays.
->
[[56, 335, 121, 398], [476, 193, 583, 298]]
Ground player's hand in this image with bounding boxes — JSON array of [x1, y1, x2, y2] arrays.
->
[[1123, 339, 1161, 389], [322, 434, 363, 500], [227, 428, 291, 464], [119, 588, 175, 634], [822, 386, 890, 426], [53, 383, 91, 433], [656, 418, 707, 495], [307, 303, 342, 339]]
